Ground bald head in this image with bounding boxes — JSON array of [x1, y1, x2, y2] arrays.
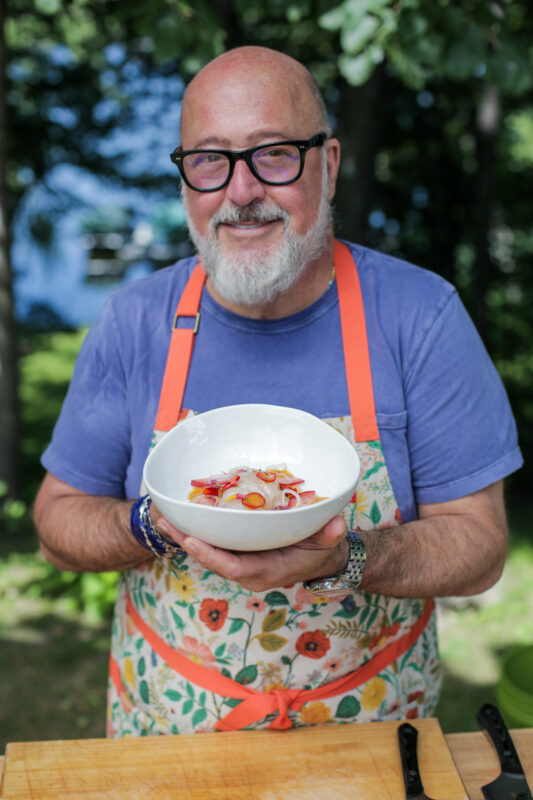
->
[[180, 46, 331, 144]]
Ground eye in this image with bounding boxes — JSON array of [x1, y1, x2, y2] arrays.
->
[[257, 146, 296, 160], [188, 152, 225, 169]]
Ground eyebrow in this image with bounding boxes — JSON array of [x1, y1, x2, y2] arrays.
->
[[189, 131, 292, 149]]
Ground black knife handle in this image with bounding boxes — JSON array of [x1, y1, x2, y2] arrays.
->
[[476, 703, 525, 776], [398, 722, 425, 798]]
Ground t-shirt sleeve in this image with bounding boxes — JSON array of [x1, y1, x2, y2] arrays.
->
[[404, 289, 522, 505], [41, 298, 132, 497]]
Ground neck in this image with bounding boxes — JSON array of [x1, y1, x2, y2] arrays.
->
[[204, 236, 336, 320]]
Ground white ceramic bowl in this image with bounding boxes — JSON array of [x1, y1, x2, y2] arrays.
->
[[143, 404, 360, 551]]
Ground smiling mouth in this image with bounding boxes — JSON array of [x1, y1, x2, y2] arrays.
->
[[218, 218, 282, 234]]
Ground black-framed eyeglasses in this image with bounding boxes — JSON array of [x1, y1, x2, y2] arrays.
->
[[170, 132, 327, 192]]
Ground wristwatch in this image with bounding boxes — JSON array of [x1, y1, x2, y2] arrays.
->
[[303, 531, 367, 595]]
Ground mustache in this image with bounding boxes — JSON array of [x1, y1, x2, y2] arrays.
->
[[209, 202, 290, 231]]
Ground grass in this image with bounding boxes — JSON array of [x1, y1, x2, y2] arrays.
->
[[0, 328, 532, 750]]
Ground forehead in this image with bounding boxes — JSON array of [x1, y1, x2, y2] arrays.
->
[[180, 64, 316, 149]]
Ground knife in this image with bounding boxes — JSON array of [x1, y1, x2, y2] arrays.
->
[[476, 702, 533, 800], [398, 723, 436, 800]]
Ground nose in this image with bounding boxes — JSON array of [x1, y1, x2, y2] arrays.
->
[[224, 158, 267, 206]]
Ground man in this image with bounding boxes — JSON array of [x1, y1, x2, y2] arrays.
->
[[34, 46, 522, 736]]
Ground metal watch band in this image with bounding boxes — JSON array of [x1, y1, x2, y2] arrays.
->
[[303, 531, 367, 595]]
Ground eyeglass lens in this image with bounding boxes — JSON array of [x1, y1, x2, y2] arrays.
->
[[182, 143, 302, 190]]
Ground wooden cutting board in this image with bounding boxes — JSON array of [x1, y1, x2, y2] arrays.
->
[[0, 718, 467, 800], [446, 730, 533, 800]]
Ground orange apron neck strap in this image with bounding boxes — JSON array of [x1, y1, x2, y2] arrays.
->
[[154, 244, 379, 440], [154, 260, 206, 432], [334, 240, 379, 442]]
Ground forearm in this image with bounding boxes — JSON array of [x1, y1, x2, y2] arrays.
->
[[359, 492, 508, 598], [34, 474, 153, 572]]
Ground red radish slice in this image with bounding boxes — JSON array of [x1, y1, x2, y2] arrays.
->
[[298, 491, 317, 505], [242, 492, 266, 509], [278, 477, 305, 487], [191, 494, 217, 506]]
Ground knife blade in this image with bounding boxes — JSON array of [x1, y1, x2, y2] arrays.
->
[[398, 722, 436, 800], [476, 703, 533, 800]]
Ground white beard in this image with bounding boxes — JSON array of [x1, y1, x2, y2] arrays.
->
[[182, 165, 332, 307]]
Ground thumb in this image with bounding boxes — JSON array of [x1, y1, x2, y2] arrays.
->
[[313, 514, 348, 546]]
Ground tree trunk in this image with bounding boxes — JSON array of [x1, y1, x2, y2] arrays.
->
[[472, 83, 500, 344], [334, 65, 385, 243], [0, 0, 19, 496]]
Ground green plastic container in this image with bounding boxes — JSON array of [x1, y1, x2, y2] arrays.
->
[[496, 644, 533, 728]]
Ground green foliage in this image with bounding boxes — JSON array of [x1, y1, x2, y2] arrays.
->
[[2, 329, 119, 622], [318, 0, 533, 91]]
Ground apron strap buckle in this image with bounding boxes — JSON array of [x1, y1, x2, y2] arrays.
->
[[173, 311, 200, 335]]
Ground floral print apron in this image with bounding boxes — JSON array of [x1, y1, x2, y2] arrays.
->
[[107, 241, 441, 736]]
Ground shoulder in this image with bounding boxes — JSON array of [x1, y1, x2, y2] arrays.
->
[[344, 240, 457, 312], [342, 240, 463, 376]]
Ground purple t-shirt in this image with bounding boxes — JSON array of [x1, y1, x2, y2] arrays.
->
[[42, 240, 522, 524]]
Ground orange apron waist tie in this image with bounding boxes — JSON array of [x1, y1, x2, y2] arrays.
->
[[110, 589, 435, 732]]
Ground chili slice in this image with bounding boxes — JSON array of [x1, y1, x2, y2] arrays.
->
[[242, 492, 266, 509], [256, 471, 276, 483]]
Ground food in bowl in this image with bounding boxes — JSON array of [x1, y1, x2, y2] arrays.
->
[[143, 404, 360, 551], [188, 466, 326, 510]]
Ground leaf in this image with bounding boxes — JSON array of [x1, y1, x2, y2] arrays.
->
[[334, 606, 358, 619], [367, 607, 379, 628], [182, 698, 194, 715], [144, 592, 156, 608], [139, 680, 150, 704], [336, 695, 361, 718], [362, 461, 385, 479], [138, 657, 145, 677], [164, 689, 182, 701], [319, 5, 345, 32], [262, 608, 286, 633], [224, 698, 242, 708], [192, 708, 208, 727], [188, 604, 195, 620], [186, 682, 195, 699], [35, 0, 61, 13], [228, 618, 245, 634], [215, 643, 226, 658], [170, 607, 185, 631], [257, 633, 289, 652], [264, 591, 289, 606], [235, 665, 258, 685], [368, 501, 382, 526], [341, 14, 380, 55], [201, 571, 213, 579], [339, 51, 377, 86], [199, 691, 206, 707]]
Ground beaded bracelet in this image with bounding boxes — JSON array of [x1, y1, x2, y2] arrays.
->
[[130, 494, 184, 559]]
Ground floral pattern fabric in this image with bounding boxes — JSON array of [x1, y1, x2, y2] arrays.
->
[[107, 413, 441, 736]]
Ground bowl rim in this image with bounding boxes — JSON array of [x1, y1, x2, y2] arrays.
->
[[143, 402, 360, 514]]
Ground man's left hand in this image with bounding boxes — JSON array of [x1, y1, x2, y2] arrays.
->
[[156, 514, 350, 591]]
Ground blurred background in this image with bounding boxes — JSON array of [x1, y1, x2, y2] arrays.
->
[[1, 0, 532, 748]]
